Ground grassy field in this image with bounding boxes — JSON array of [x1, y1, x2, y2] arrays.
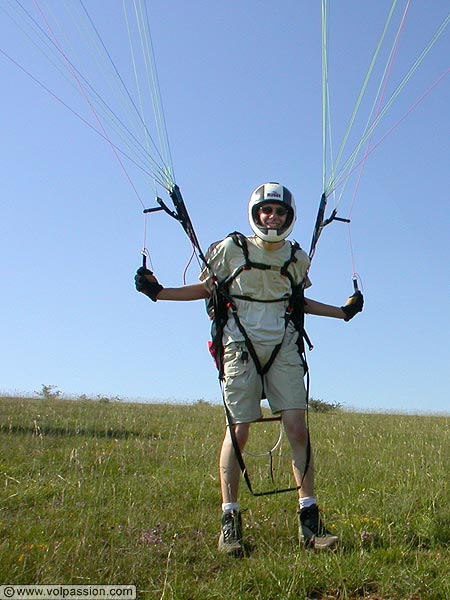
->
[[0, 396, 449, 599]]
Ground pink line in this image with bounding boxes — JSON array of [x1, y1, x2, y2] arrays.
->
[[32, 0, 146, 209], [347, 1, 411, 274]]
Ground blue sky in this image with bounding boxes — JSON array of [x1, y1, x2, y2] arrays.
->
[[1, 1, 449, 414]]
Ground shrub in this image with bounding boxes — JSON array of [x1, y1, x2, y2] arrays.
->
[[34, 384, 61, 400], [308, 397, 342, 413]]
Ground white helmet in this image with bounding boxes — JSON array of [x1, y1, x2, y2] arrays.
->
[[248, 182, 296, 242]]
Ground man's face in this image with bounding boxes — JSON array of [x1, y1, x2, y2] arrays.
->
[[257, 203, 288, 229]]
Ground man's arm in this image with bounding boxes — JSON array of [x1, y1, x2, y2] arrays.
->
[[135, 266, 210, 302], [304, 297, 346, 319], [305, 290, 364, 321], [157, 283, 209, 301]]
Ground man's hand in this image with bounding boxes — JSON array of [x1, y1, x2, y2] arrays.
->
[[341, 291, 364, 321], [135, 267, 163, 302]]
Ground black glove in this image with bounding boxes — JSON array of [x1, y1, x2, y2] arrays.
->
[[135, 267, 163, 302], [341, 290, 364, 321]]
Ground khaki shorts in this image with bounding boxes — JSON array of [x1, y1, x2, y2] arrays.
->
[[222, 329, 307, 423]]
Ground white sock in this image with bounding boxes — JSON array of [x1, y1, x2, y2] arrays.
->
[[299, 496, 316, 510], [222, 502, 239, 513]]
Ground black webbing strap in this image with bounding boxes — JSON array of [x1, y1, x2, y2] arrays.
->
[[223, 365, 312, 497], [221, 232, 300, 378], [227, 298, 284, 379], [214, 232, 312, 496], [221, 298, 312, 497]]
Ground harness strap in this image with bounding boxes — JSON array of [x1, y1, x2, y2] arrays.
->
[[211, 232, 312, 496], [230, 232, 299, 277], [223, 365, 312, 497], [218, 233, 300, 382], [227, 297, 284, 378], [229, 294, 288, 303]]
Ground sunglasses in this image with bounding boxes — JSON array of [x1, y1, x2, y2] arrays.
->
[[259, 205, 288, 217]]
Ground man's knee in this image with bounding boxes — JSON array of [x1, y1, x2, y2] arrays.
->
[[224, 423, 250, 450], [283, 413, 309, 446]]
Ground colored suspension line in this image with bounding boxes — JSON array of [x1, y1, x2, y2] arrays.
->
[[327, 7, 450, 199]]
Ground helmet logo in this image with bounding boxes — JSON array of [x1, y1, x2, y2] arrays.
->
[[267, 192, 281, 199]]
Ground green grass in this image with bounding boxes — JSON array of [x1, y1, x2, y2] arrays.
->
[[0, 397, 449, 599]]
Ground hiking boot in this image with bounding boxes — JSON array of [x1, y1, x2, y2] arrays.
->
[[218, 510, 243, 556], [298, 504, 338, 550]]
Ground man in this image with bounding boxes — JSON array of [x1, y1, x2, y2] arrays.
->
[[135, 182, 363, 555]]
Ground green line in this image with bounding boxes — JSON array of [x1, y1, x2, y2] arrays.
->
[[321, 0, 329, 193], [326, 1, 399, 197], [328, 9, 450, 196]]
